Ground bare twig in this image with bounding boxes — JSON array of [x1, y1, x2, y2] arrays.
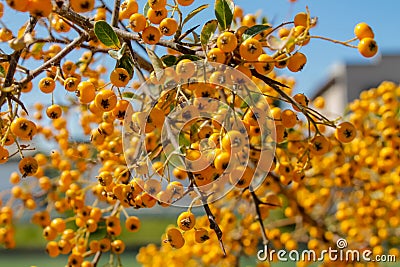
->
[[19, 33, 89, 85]]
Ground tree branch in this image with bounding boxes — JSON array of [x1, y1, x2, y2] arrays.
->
[[19, 33, 89, 85]]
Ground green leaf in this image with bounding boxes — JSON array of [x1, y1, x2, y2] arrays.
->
[[182, 4, 209, 26], [146, 47, 164, 80], [200, 19, 218, 51], [122, 92, 135, 98], [214, 0, 234, 30], [179, 132, 191, 147], [161, 55, 177, 67], [143, 2, 150, 16], [94, 20, 120, 48], [242, 24, 272, 41], [0, 65, 5, 78], [117, 55, 134, 78]]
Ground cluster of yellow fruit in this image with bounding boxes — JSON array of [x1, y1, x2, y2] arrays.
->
[[0, 0, 383, 266]]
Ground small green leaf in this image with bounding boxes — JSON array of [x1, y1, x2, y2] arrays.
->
[[182, 4, 209, 26], [179, 132, 191, 147], [117, 55, 134, 78], [0, 65, 5, 78], [94, 20, 120, 48], [200, 19, 218, 51], [122, 92, 135, 98], [146, 47, 164, 80], [214, 0, 234, 30], [242, 24, 272, 41], [161, 55, 178, 67], [143, 2, 150, 16]]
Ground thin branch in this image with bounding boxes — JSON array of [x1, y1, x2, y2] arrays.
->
[[19, 33, 89, 85], [110, 0, 121, 28]]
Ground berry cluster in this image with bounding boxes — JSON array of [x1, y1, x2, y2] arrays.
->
[[0, 0, 383, 266]]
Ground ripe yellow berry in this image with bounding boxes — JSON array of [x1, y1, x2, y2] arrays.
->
[[166, 227, 185, 248], [335, 121, 356, 143], [194, 228, 210, 243], [358, 37, 378, 58], [217, 32, 238, 53], [354, 22, 374, 40], [76, 80, 96, 104], [177, 211, 196, 231]]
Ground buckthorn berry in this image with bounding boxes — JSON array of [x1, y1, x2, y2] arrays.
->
[[95, 89, 117, 112], [27, 0, 52, 17], [148, 0, 166, 10], [144, 179, 162, 195], [39, 77, 56, 93], [70, 0, 95, 13], [214, 151, 231, 173], [68, 253, 83, 267], [177, 0, 194, 6], [177, 211, 196, 231], [129, 13, 147, 32], [176, 59, 196, 79], [46, 241, 60, 257], [147, 7, 167, 24], [287, 52, 307, 72], [217, 32, 238, 53], [281, 109, 298, 128], [166, 227, 185, 248], [10, 117, 37, 140], [142, 26, 161, 45], [335, 121, 356, 143], [6, 0, 29, 12], [207, 47, 226, 63], [354, 22, 374, 40], [240, 38, 263, 61], [159, 18, 178, 36], [292, 93, 309, 111], [112, 99, 130, 120], [119, 0, 138, 19], [194, 228, 210, 243], [294, 12, 308, 27], [125, 216, 141, 232], [0, 28, 12, 42], [0, 146, 9, 164], [46, 104, 62, 119], [255, 54, 274, 75], [43, 226, 57, 240], [233, 6, 243, 19], [242, 14, 256, 27], [64, 77, 79, 92], [358, 37, 378, 58], [173, 167, 187, 180], [110, 68, 131, 87], [222, 130, 247, 152], [313, 96, 325, 109], [229, 165, 254, 188], [76, 80, 96, 104], [111, 240, 125, 254], [309, 135, 330, 156]]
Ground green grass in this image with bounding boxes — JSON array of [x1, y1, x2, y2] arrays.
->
[[13, 215, 176, 249]]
